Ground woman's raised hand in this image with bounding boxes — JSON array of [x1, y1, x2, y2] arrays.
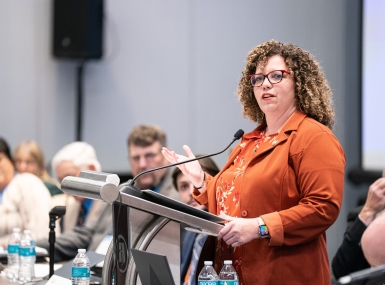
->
[[162, 145, 205, 191]]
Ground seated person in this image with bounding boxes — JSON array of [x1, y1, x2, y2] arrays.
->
[[332, 175, 385, 279], [174, 156, 220, 285], [0, 138, 51, 245], [36, 201, 112, 262], [13, 140, 62, 196], [127, 125, 179, 200], [37, 125, 180, 261], [361, 209, 385, 267], [50, 142, 106, 232]]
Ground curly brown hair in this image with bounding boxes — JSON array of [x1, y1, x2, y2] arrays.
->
[[237, 39, 334, 129]]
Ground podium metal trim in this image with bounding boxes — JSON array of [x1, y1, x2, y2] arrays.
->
[[61, 172, 224, 285]]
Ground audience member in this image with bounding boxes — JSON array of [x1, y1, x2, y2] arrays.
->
[[37, 125, 179, 261], [174, 156, 220, 285], [50, 142, 106, 232], [0, 138, 51, 245], [36, 201, 112, 262], [13, 140, 62, 196], [361, 210, 385, 267], [332, 175, 385, 279], [127, 125, 179, 200]]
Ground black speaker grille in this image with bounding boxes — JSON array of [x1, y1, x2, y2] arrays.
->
[[53, 0, 103, 59]]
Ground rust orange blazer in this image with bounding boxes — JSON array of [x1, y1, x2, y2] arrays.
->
[[193, 111, 345, 285]]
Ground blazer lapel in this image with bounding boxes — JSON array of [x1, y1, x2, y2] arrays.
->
[[252, 110, 307, 158]]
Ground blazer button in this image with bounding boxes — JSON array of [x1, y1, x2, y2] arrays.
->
[[241, 210, 248, 217]]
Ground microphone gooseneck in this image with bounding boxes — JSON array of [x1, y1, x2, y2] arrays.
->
[[128, 129, 244, 186]]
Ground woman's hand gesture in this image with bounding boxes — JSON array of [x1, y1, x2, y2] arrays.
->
[[162, 145, 205, 191]]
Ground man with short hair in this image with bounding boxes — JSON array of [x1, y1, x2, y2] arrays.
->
[[37, 125, 179, 262], [51, 142, 105, 232], [361, 209, 385, 267], [332, 174, 385, 279], [127, 125, 179, 200], [37, 141, 111, 261]]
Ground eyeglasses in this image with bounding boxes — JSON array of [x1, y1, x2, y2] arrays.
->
[[130, 152, 161, 164], [248, 70, 290, 87]]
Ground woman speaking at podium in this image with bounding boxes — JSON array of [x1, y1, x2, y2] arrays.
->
[[162, 40, 345, 285]]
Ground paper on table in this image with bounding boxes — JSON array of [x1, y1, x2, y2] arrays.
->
[[35, 263, 63, 278], [45, 274, 72, 284]]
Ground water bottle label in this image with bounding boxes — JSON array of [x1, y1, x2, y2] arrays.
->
[[19, 247, 36, 257], [219, 281, 238, 285], [7, 244, 19, 254], [198, 281, 218, 285], [72, 267, 90, 278]]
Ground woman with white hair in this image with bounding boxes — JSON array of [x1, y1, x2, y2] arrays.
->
[[50, 142, 105, 233]]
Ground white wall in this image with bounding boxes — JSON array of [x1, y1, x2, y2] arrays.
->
[[1, 0, 349, 172], [0, 0, 364, 272]]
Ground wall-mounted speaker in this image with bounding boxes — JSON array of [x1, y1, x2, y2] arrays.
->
[[52, 0, 103, 59]]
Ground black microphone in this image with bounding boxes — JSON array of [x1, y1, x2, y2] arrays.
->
[[49, 206, 66, 218], [128, 129, 244, 186], [48, 206, 66, 278]]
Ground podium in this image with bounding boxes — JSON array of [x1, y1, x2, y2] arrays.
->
[[61, 171, 224, 285]]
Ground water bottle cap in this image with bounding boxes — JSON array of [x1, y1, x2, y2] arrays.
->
[[13, 228, 21, 232], [224, 260, 232, 265], [24, 230, 31, 234], [78, 249, 86, 253], [204, 261, 213, 265]]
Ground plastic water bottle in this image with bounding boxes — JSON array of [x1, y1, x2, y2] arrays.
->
[[6, 228, 21, 282], [18, 229, 36, 283], [219, 260, 238, 285], [198, 260, 219, 285], [71, 249, 90, 285]]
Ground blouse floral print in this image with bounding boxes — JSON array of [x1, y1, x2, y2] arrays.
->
[[214, 129, 278, 284]]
